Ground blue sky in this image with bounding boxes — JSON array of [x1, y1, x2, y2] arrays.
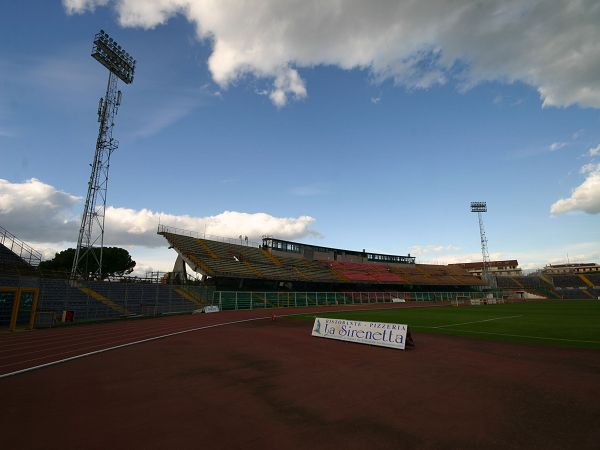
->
[[1, 1, 599, 275]]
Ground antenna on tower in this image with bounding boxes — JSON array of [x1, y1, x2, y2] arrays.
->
[[71, 30, 136, 280]]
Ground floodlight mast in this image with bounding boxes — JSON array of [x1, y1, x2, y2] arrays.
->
[[71, 30, 135, 280], [470, 201, 494, 286]]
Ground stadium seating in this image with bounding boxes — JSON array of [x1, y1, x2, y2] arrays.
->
[[85, 281, 207, 316], [36, 279, 120, 322], [496, 275, 561, 298], [161, 232, 336, 282], [495, 277, 521, 289], [159, 231, 486, 288], [513, 276, 537, 288], [1, 270, 209, 324], [329, 261, 405, 283], [551, 275, 587, 288], [555, 288, 593, 299]]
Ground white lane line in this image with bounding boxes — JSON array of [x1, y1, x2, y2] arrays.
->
[[0, 316, 272, 379], [422, 315, 523, 329], [0, 302, 446, 379], [0, 323, 208, 358], [436, 329, 600, 345]]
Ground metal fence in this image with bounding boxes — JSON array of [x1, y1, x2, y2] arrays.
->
[[211, 290, 488, 311]]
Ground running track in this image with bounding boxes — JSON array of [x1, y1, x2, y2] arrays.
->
[[0, 302, 428, 378], [2, 302, 600, 449]]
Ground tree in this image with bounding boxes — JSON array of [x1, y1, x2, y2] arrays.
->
[[39, 247, 136, 279]]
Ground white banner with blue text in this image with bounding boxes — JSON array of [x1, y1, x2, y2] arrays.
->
[[311, 317, 409, 350]]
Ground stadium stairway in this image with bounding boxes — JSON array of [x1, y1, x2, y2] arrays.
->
[[188, 255, 214, 276], [260, 248, 283, 266], [197, 239, 218, 259], [586, 273, 600, 286], [328, 264, 349, 282], [173, 287, 205, 307], [290, 266, 312, 282], [510, 277, 525, 289], [78, 287, 132, 316], [243, 260, 265, 278], [579, 274, 594, 288], [538, 273, 555, 287]]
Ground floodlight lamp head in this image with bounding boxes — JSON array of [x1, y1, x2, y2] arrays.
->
[[470, 201, 487, 213], [91, 30, 136, 84]]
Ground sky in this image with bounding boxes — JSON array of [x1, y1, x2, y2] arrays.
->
[[1, 0, 599, 276]]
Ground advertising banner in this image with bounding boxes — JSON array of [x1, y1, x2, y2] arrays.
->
[[312, 317, 411, 350], [194, 305, 220, 313]]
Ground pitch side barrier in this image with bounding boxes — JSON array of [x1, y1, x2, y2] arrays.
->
[[211, 291, 491, 311]]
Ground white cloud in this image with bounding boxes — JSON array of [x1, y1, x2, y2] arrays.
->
[[129, 84, 218, 138], [408, 244, 460, 256], [269, 67, 307, 107], [581, 163, 599, 175], [104, 207, 317, 247], [130, 94, 201, 139], [514, 242, 600, 270], [64, 0, 600, 108], [549, 142, 567, 151], [62, 0, 109, 14], [588, 144, 600, 157], [550, 163, 600, 214], [417, 252, 506, 266], [0, 178, 81, 242], [412, 243, 600, 271], [0, 178, 318, 250]]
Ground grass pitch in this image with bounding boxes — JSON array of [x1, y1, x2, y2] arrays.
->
[[296, 300, 600, 349]]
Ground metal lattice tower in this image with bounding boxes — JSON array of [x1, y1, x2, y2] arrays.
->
[[470, 201, 492, 284], [71, 30, 135, 279]]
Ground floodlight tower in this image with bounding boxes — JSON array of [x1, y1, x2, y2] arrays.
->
[[71, 30, 135, 279], [470, 201, 493, 285]]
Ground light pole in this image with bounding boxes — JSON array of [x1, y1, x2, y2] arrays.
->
[[470, 201, 492, 285], [71, 30, 136, 279]]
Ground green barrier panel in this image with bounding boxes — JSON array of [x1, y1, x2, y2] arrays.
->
[[16, 291, 34, 326], [0, 292, 15, 327]]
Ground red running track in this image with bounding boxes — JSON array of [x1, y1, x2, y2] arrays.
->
[[1, 302, 600, 449], [0, 302, 429, 377]]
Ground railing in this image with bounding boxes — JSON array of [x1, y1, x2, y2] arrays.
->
[[0, 225, 42, 266], [157, 224, 262, 247], [211, 290, 487, 311]]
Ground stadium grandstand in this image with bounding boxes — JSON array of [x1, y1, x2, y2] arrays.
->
[[2, 223, 599, 331], [0, 225, 212, 331], [157, 225, 486, 292], [450, 260, 522, 277], [542, 262, 600, 274]]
